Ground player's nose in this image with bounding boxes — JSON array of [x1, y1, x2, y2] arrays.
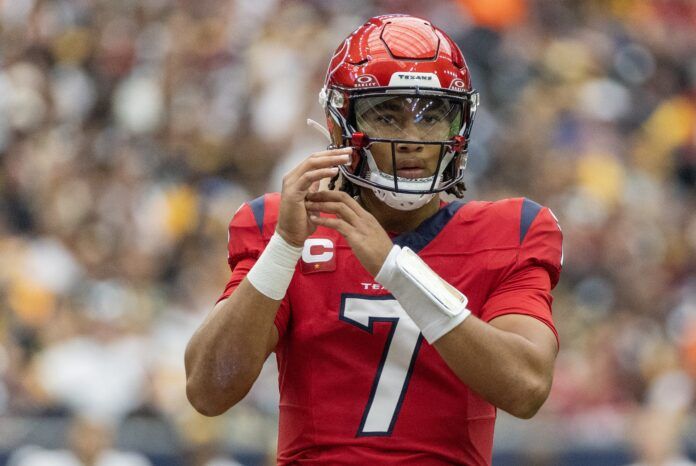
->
[[396, 118, 425, 152], [396, 140, 424, 153]]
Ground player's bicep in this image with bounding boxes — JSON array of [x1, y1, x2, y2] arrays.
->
[[211, 296, 280, 360], [488, 313, 558, 360]]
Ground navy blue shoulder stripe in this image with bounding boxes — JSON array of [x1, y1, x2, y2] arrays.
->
[[393, 201, 465, 253], [248, 195, 265, 235], [520, 198, 543, 244]]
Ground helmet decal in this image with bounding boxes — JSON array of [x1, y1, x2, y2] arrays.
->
[[388, 72, 441, 88], [355, 75, 379, 88]]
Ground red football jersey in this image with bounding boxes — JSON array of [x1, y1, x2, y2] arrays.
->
[[217, 193, 563, 465]]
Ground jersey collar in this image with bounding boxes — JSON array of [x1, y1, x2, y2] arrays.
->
[[392, 201, 465, 253]]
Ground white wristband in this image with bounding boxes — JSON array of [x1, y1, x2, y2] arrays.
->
[[375, 245, 471, 343], [246, 232, 303, 300]]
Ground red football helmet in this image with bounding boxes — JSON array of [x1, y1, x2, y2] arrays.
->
[[321, 14, 479, 210]]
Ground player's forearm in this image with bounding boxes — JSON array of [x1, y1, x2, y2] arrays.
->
[[185, 278, 279, 416], [433, 317, 554, 419]]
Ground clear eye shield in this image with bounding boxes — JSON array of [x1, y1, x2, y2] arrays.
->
[[353, 96, 463, 142]]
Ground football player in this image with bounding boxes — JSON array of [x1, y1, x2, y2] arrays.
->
[[186, 14, 563, 466]]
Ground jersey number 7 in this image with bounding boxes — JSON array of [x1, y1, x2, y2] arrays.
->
[[339, 294, 424, 437]]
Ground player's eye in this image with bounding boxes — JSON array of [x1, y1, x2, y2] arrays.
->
[[376, 114, 398, 125], [422, 115, 439, 124]]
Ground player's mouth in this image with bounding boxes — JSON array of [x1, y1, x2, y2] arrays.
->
[[396, 168, 428, 178], [395, 159, 428, 179]]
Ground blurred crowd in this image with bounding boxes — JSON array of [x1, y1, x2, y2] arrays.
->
[[1, 0, 696, 464]]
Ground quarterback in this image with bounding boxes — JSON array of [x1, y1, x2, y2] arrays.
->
[[186, 14, 563, 466]]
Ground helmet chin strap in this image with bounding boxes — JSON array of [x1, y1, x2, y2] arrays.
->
[[363, 148, 444, 211], [371, 185, 437, 211]]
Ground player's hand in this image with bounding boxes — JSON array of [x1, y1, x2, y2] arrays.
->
[[276, 148, 352, 247], [304, 190, 393, 276]]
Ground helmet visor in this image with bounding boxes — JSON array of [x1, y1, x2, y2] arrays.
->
[[353, 96, 463, 141]]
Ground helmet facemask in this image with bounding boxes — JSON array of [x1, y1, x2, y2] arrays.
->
[[324, 87, 478, 210]]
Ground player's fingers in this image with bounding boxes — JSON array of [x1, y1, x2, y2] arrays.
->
[[306, 190, 366, 217], [303, 153, 351, 171], [308, 147, 353, 159], [308, 214, 352, 237], [296, 150, 350, 174], [306, 180, 322, 215], [306, 207, 321, 219], [292, 167, 339, 193], [283, 152, 349, 186], [304, 200, 360, 224], [334, 190, 367, 216]]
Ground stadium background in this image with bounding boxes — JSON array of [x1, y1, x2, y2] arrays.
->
[[1, 0, 696, 464]]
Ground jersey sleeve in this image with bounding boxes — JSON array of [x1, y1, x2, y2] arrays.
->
[[479, 203, 563, 345], [517, 205, 563, 288], [215, 196, 291, 343]]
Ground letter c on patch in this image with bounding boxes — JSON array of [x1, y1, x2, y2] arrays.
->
[[302, 238, 334, 263]]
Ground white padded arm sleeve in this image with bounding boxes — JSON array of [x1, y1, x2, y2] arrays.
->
[[375, 245, 471, 343]]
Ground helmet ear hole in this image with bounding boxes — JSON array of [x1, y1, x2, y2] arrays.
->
[[325, 114, 343, 146]]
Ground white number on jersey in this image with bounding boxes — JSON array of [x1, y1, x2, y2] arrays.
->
[[339, 294, 423, 436]]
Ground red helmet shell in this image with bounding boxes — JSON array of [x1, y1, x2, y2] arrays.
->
[[325, 14, 472, 94]]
